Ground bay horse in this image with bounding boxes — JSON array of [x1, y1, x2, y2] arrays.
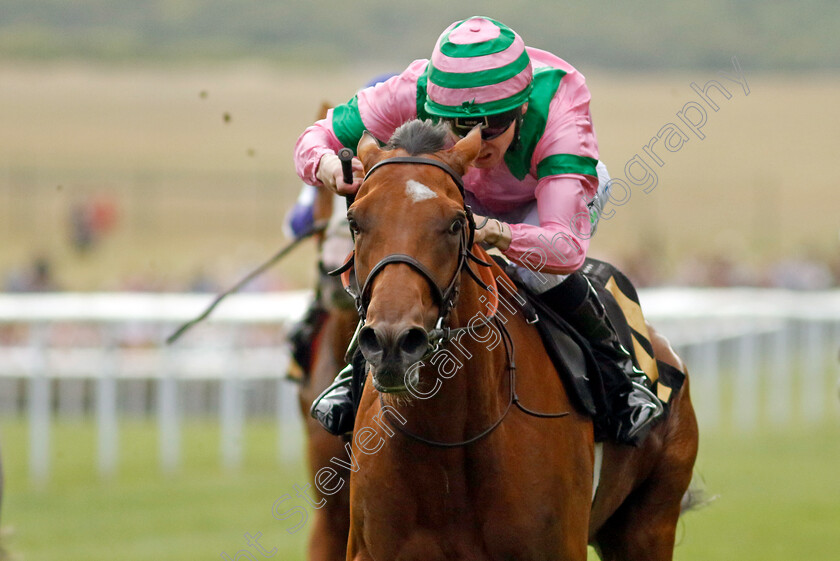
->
[[296, 301, 357, 561], [293, 99, 359, 561], [342, 121, 698, 560]]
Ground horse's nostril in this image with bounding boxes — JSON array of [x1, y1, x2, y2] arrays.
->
[[360, 325, 427, 367], [399, 327, 429, 360], [359, 326, 383, 362]]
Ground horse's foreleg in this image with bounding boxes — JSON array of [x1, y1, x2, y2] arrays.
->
[[346, 525, 379, 561], [308, 497, 351, 561]]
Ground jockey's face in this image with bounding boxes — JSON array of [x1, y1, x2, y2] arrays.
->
[[473, 120, 516, 169], [471, 103, 526, 170]]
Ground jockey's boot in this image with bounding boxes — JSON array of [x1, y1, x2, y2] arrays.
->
[[309, 322, 365, 436], [309, 363, 356, 436], [546, 273, 664, 445]]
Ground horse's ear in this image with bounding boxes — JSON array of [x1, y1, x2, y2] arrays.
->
[[357, 131, 384, 171], [443, 126, 482, 175]]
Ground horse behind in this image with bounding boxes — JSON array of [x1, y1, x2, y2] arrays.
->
[[292, 99, 359, 561], [341, 121, 698, 561], [296, 296, 357, 561]]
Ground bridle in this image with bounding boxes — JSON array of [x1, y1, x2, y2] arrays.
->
[[329, 155, 494, 349], [329, 153, 569, 448]]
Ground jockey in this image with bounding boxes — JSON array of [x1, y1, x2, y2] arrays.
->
[[294, 16, 663, 445]]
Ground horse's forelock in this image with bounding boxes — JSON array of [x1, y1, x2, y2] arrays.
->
[[386, 119, 449, 156]]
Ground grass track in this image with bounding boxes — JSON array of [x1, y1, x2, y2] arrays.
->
[[0, 419, 309, 560], [0, 418, 838, 560]]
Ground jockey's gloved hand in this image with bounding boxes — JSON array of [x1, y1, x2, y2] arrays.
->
[[317, 153, 364, 196], [472, 214, 512, 251]]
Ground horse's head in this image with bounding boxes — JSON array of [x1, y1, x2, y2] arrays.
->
[[349, 120, 482, 393]]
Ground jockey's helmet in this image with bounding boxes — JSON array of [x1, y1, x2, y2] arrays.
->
[[424, 17, 532, 138]]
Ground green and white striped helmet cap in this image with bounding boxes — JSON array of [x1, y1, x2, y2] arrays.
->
[[425, 17, 533, 118]]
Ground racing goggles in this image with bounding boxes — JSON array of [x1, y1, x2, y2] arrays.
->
[[446, 109, 520, 141]]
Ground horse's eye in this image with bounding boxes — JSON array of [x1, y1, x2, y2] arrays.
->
[[448, 218, 463, 235], [348, 217, 360, 235]]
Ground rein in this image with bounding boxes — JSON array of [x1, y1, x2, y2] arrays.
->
[[334, 153, 569, 449], [379, 315, 569, 449]]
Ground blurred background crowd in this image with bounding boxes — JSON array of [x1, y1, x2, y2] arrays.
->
[[5, 245, 840, 294]]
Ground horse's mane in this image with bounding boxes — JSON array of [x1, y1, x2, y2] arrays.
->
[[385, 119, 449, 156]]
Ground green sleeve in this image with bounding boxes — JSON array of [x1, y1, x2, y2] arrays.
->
[[331, 96, 367, 154], [536, 153, 598, 179]]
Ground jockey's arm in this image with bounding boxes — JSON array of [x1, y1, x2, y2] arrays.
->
[[473, 216, 511, 250], [294, 116, 352, 193], [494, 72, 600, 275], [294, 62, 425, 194], [315, 152, 364, 195], [478, 172, 597, 276]]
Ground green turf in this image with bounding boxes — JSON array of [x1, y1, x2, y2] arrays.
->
[[0, 419, 310, 561], [1, 418, 838, 560], [672, 422, 840, 561]]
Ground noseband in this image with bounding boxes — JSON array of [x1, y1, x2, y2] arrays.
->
[[329, 155, 492, 345]]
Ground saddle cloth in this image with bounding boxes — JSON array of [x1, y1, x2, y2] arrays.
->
[[580, 258, 684, 405]]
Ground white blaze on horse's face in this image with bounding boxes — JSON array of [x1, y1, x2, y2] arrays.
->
[[405, 179, 438, 203]]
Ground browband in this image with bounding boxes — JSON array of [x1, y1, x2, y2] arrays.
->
[[363, 156, 465, 196]]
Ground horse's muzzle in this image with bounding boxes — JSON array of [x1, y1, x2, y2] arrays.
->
[[359, 324, 428, 392]]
